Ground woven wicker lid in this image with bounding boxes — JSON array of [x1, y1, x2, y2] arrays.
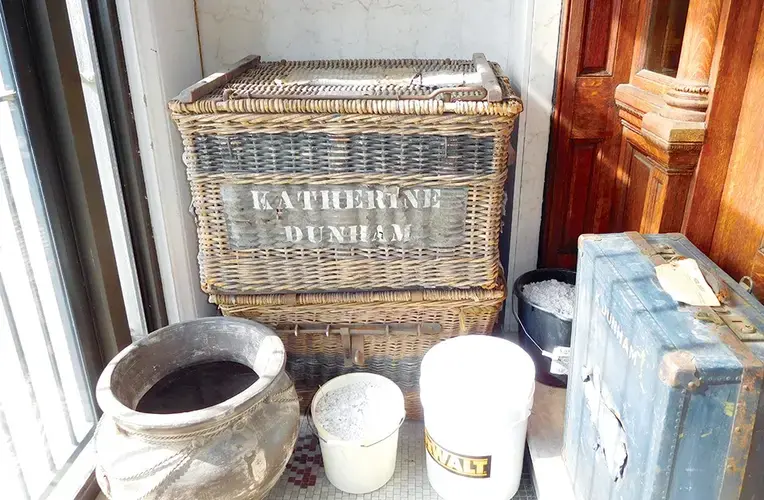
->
[[169, 53, 522, 117]]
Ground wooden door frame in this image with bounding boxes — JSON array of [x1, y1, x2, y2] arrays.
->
[[544, 0, 763, 263], [539, 0, 575, 268], [681, 0, 764, 253], [540, 0, 639, 268]]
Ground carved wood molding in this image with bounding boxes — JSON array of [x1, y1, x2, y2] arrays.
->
[[621, 123, 701, 167], [670, 83, 711, 94], [642, 112, 705, 153], [616, 0, 724, 140], [615, 83, 662, 123], [615, 110, 702, 232], [615, 88, 706, 161], [659, 0, 723, 121], [660, 89, 709, 122], [616, 87, 704, 170], [611, 0, 728, 235], [639, 160, 695, 233]]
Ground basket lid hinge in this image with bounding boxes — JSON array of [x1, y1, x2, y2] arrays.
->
[[283, 322, 443, 367], [339, 327, 365, 367], [281, 323, 441, 336]]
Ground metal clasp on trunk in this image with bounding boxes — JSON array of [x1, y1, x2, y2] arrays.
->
[[695, 307, 763, 342], [625, 232, 762, 342]]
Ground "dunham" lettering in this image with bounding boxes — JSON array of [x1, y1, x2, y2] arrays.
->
[[284, 224, 413, 244]]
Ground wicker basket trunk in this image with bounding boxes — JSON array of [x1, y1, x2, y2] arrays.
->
[[211, 284, 506, 419], [170, 54, 522, 294]]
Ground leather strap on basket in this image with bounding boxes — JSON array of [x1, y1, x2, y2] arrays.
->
[[174, 55, 261, 103], [339, 327, 362, 367]]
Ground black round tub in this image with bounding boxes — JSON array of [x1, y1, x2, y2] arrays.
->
[[512, 269, 576, 388]]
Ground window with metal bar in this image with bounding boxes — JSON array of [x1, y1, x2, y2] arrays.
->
[[0, 44, 96, 500], [0, 0, 147, 497]]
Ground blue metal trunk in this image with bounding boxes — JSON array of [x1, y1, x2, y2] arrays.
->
[[564, 233, 764, 500]]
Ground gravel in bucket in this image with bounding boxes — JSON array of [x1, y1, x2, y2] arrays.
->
[[315, 381, 396, 441], [522, 279, 576, 319]]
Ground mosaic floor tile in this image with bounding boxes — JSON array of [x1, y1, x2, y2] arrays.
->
[[267, 419, 537, 500]]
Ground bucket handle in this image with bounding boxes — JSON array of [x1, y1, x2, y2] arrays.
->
[[511, 284, 572, 376], [306, 390, 406, 448], [511, 286, 556, 361], [359, 416, 405, 448]]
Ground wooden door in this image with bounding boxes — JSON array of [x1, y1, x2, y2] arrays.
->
[[709, 10, 764, 303], [541, 0, 641, 268]]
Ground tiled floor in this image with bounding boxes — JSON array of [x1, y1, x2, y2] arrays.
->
[[267, 419, 537, 500]]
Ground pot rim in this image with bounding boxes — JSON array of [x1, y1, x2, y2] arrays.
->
[[96, 317, 286, 435]]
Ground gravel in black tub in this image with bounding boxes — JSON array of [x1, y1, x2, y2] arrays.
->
[[512, 269, 576, 388]]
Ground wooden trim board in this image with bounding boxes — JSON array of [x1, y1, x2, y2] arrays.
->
[[115, 0, 217, 322], [527, 382, 576, 500], [503, 0, 565, 333]]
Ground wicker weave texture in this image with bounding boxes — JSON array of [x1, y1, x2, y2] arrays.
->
[[179, 116, 511, 293], [216, 298, 501, 331], [169, 58, 522, 117], [211, 58, 487, 101], [216, 284, 502, 418], [213, 284, 505, 337], [285, 354, 426, 392]]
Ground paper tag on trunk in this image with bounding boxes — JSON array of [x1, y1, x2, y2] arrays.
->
[[549, 346, 571, 375], [655, 258, 720, 307]]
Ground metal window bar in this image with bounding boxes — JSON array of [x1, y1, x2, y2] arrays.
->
[[0, 52, 98, 434], [1, 0, 136, 496], [0, 399, 31, 500], [0, 151, 78, 448], [38, 427, 95, 500], [4, 102, 98, 431], [0, 265, 57, 476], [66, 0, 153, 340], [0, 93, 96, 499]]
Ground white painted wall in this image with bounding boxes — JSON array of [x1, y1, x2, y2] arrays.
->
[[503, 0, 563, 332], [196, 0, 516, 75], [118, 0, 562, 330]]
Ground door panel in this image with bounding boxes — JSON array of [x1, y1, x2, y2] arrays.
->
[[571, 79, 613, 136], [622, 149, 652, 232], [580, 0, 615, 74], [562, 141, 599, 256], [710, 10, 764, 303], [542, 0, 640, 268]]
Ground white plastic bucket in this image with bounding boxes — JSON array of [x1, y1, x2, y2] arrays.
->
[[311, 373, 405, 494], [420, 336, 535, 500]]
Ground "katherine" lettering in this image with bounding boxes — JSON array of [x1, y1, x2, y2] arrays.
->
[[251, 188, 441, 211]]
